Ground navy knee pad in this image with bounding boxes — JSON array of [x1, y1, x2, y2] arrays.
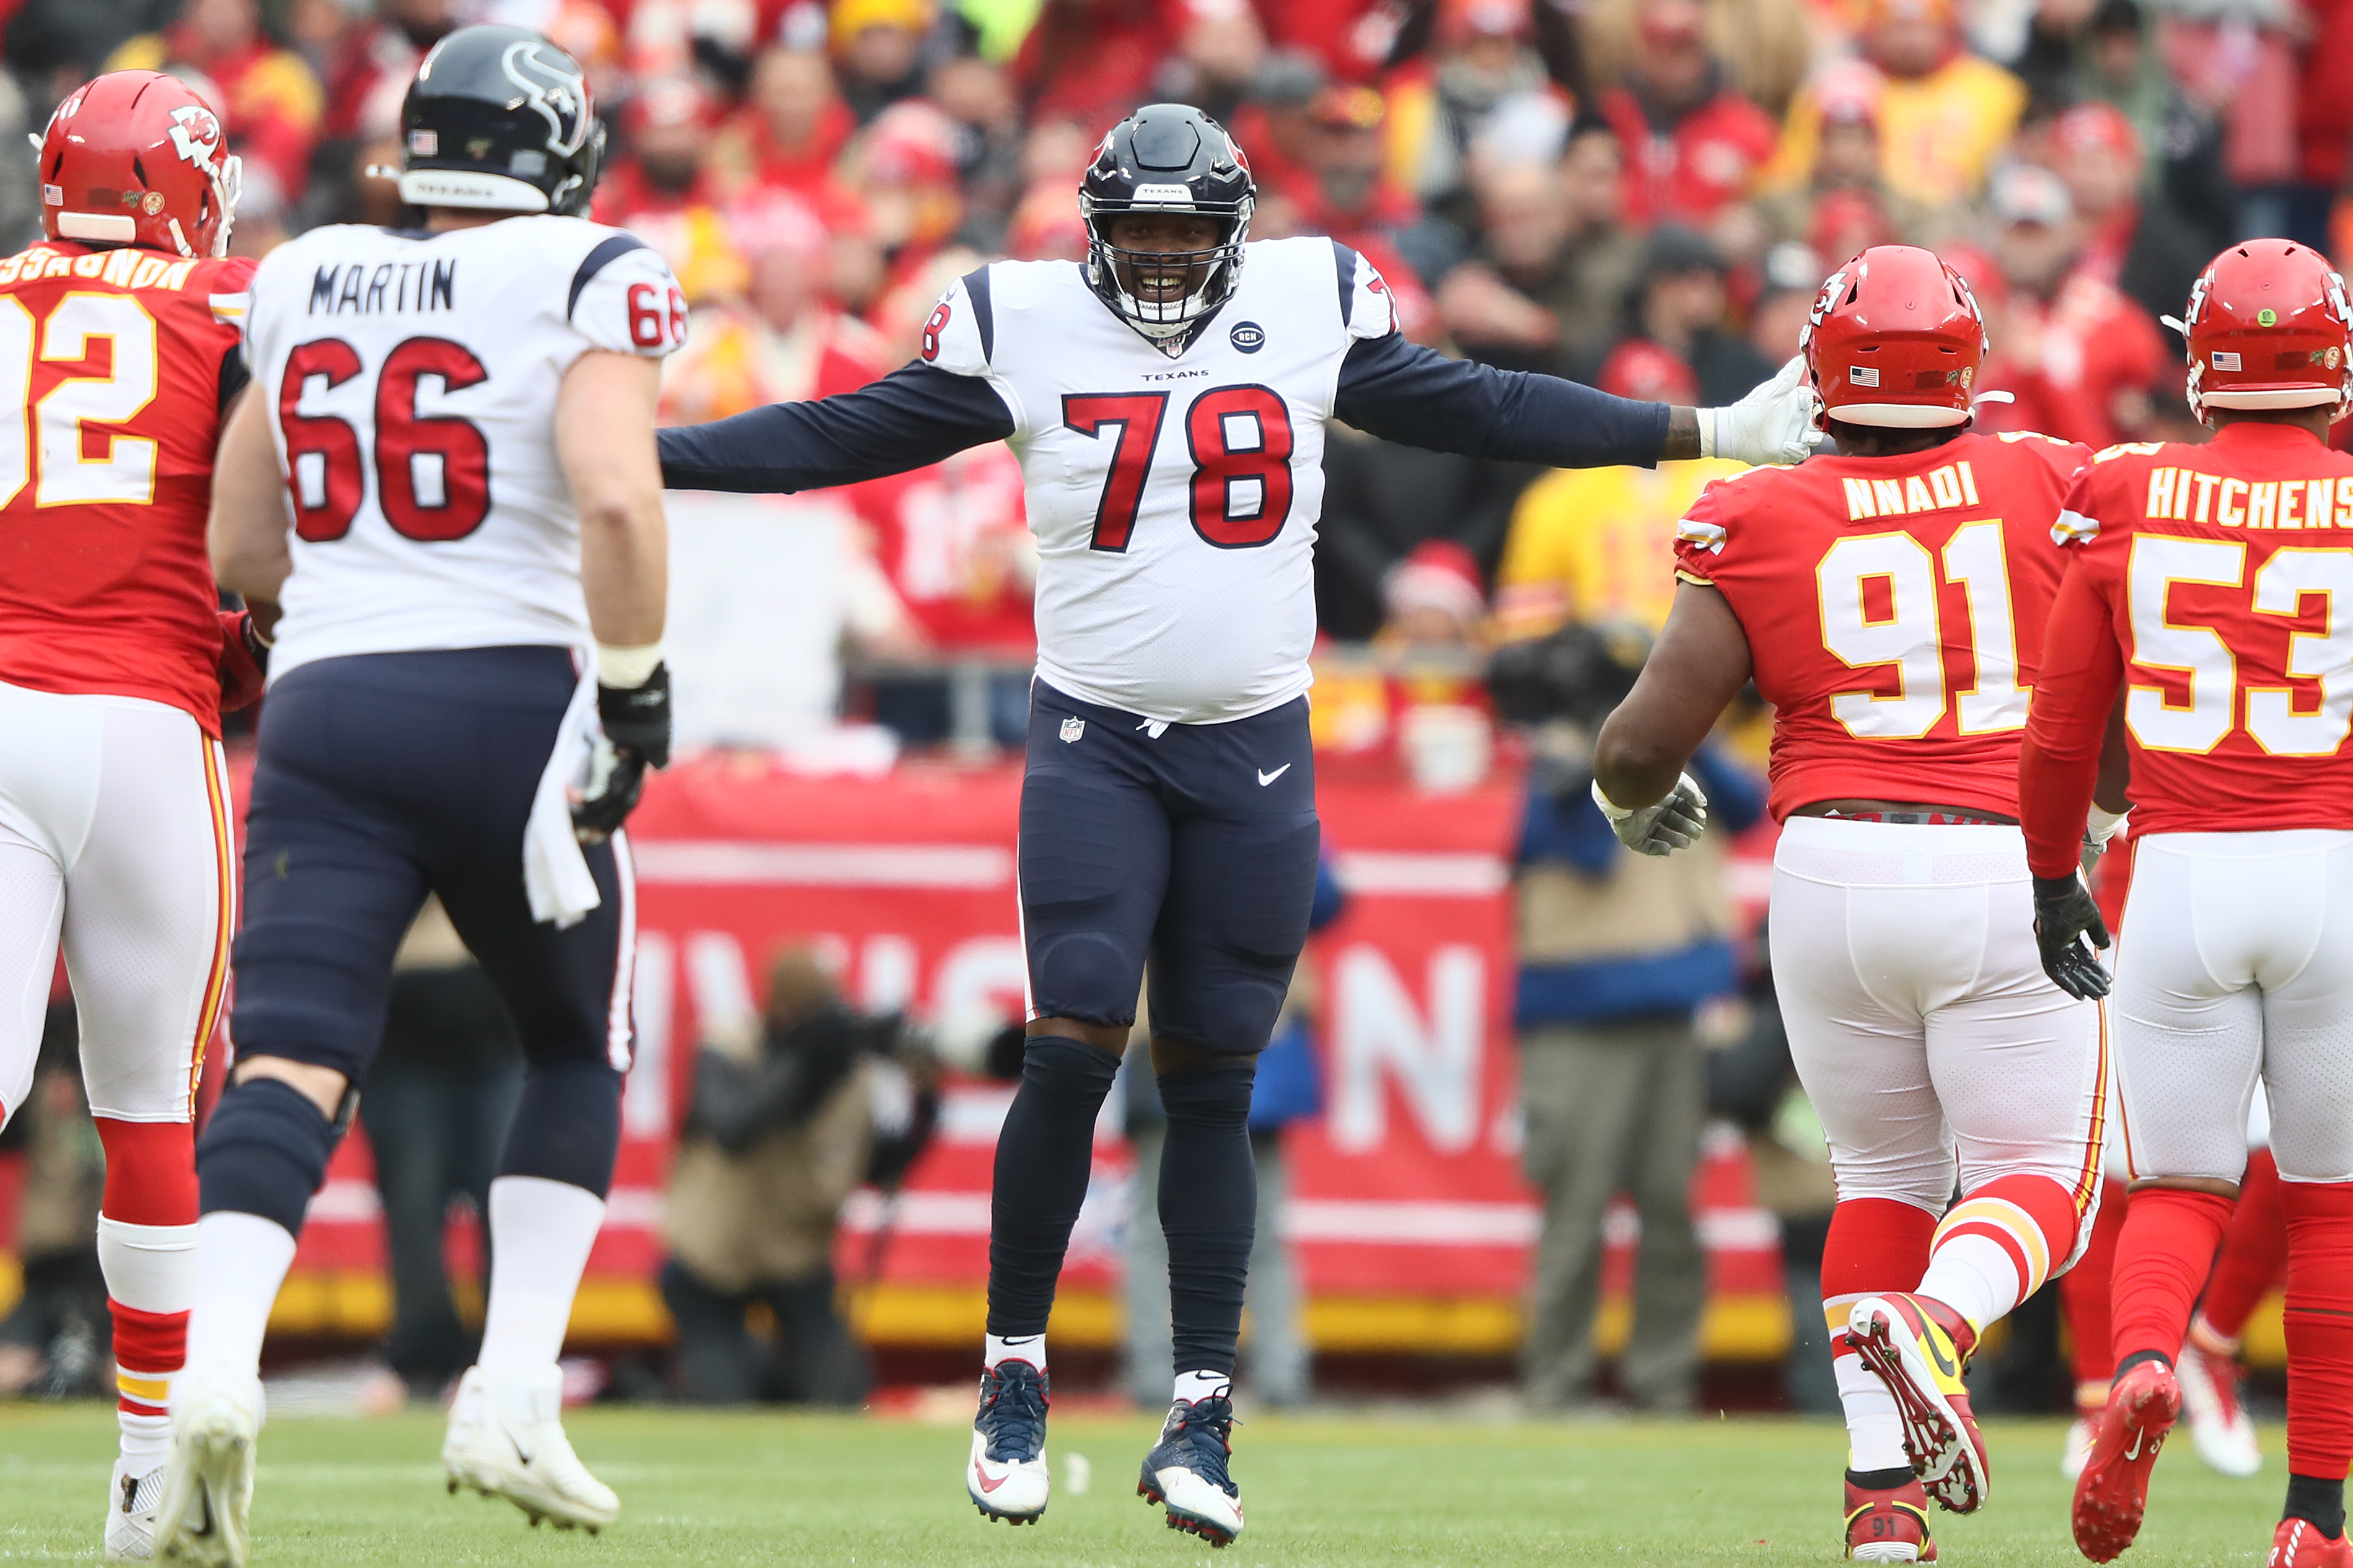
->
[[1156, 1055, 1257, 1129], [1020, 1031, 1122, 1102], [1027, 934, 1143, 1030], [498, 1061, 623, 1197], [197, 1077, 340, 1237]]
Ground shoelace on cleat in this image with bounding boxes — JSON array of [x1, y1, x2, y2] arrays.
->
[[1160, 1398, 1241, 1498], [979, 1365, 1049, 1463]]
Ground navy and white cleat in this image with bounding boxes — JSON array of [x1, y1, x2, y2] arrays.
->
[[1138, 1393, 1244, 1547], [967, 1360, 1050, 1525]]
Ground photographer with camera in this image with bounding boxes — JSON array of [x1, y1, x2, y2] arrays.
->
[[661, 946, 938, 1406], [1490, 402, 1766, 1415]]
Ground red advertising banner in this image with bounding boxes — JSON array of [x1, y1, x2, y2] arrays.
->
[[256, 755, 1784, 1357]]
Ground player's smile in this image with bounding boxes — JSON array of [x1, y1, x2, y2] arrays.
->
[[1104, 212, 1220, 305]]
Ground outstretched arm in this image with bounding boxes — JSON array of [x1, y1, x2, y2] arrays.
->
[[656, 361, 1016, 493], [1332, 333, 1813, 470]]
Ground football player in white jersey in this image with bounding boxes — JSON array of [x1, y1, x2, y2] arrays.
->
[[155, 27, 684, 1566], [658, 102, 1816, 1547]]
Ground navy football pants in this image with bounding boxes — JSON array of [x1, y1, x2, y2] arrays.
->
[[1018, 681, 1319, 1053], [227, 647, 628, 1200]]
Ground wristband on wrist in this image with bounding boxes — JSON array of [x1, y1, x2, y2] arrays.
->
[[1590, 779, 1635, 821], [2086, 804, 2131, 847], [596, 641, 664, 688], [1697, 407, 1718, 460]]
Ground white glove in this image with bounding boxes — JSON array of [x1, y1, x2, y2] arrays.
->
[[1591, 773, 1709, 857], [1701, 355, 1819, 466]]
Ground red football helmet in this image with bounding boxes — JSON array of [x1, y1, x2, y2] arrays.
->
[[2181, 240, 2353, 426], [32, 71, 242, 258], [1800, 244, 1987, 430]]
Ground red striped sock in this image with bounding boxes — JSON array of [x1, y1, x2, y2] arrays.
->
[[2282, 1181, 2353, 1483], [2201, 1149, 2288, 1346], [2109, 1188, 2233, 1371], [1919, 1173, 2083, 1334], [93, 1118, 196, 1465]]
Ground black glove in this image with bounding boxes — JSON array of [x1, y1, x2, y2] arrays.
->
[[2033, 874, 2112, 1001], [597, 662, 672, 768], [573, 664, 671, 841]]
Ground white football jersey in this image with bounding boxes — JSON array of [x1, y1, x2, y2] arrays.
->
[[922, 237, 1399, 723], [243, 216, 685, 681]]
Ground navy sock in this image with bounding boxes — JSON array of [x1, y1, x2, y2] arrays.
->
[[985, 1035, 1120, 1338], [196, 1077, 338, 1236], [498, 1060, 624, 1198], [1158, 1056, 1257, 1379], [2287, 1474, 2347, 1538]]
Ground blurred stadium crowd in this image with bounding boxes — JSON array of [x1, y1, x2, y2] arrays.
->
[[5, 0, 2347, 681]]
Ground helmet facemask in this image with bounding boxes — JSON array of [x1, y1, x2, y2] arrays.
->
[[1081, 192, 1252, 345]]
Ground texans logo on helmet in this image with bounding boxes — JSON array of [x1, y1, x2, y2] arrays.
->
[[501, 40, 592, 157]]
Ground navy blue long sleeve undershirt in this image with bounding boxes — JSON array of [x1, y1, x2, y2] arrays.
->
[[654, 333, 1673, 494]]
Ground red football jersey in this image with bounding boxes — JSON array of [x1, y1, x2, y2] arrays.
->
[[2021, 421, 2353, 877], [0, 240, 253, 735], [1674, 430, 2092, 821]]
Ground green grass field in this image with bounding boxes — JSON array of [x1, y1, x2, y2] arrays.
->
[[0, 1404, 2295, 1566]]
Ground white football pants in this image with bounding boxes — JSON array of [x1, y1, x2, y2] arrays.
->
[[2112, 830, 2353, 1185], [1770, 818, 2108, 1248], [0, 681, 232, 1128]]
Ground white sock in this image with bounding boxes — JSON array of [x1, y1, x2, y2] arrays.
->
[[1173, 1369, 1230, 1405], [985, 1333, 1045, 1372], [1836, 1351, 1908, 1472], [180, 1211, 298, 1383], [478, 1176, 604, 1373], [119, 1413, 171, 1468], [97, 1217, 198, 1312], [1916, 1234, 2025, 1336]]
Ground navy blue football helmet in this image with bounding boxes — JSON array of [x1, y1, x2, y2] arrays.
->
[[1078, 104, 1256, 346]]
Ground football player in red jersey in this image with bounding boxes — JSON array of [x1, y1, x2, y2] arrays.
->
[[2018, 239, 2353, 1568], [1590, 246, 2114, 1562], [0, 71, 260, 1559]]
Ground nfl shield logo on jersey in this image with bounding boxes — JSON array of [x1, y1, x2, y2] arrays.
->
[[1060, 717, 1085, 743]]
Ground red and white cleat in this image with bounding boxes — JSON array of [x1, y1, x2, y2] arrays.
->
[[1846, 1474, 1938, 1562], [2072, 1360, 2183, 1562], [2271, 1518, 2353, 1568], [1849, 1294, 1987, 1513]]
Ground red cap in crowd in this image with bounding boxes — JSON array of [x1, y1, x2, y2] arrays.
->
[[2051, 102, 2140, 165], [1596, 339, 1702, 405], [1386, 541, 1489, 626], [863, 100, 962, 187], [1813, 60, 1883, 128], [1809, 188, 1895, 265], [37, 70, 241, 258], [627, 75, 715, 135], [1801, 243, 1987, 429], [2181, 239, 2353, 424]]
